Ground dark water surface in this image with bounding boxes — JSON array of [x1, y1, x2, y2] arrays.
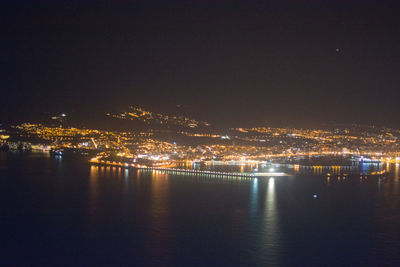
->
[[1, 152, 400, 266]]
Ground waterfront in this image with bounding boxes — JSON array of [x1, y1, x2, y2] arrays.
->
[[1, 152, 400, 265]]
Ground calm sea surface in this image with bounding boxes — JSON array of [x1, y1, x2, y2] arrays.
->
[[1, 152, 400, 266]]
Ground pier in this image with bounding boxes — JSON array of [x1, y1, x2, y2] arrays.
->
[[90, 160, 290, 177]]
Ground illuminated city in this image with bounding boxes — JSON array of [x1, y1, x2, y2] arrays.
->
[[1, 109, 400, 184]]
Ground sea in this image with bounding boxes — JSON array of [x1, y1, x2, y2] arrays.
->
[[1, 151, 400, 266]]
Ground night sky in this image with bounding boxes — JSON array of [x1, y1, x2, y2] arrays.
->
[[2, 0, 400, 127]]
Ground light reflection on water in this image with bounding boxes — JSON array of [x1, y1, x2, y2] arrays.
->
[[394, 163, 400, 198], [250, 178, 258, 216], [88, 165, 99, 220], [148, 172, 170, 261], [262, 178, 280, 264]]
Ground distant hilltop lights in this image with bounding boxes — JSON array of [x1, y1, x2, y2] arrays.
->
[[107, 106, 210, 128], [51, 113, 67, 120], [0, 134, 10, 140]]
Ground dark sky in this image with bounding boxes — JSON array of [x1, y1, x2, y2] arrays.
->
[[2, 0, 400, 127]]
